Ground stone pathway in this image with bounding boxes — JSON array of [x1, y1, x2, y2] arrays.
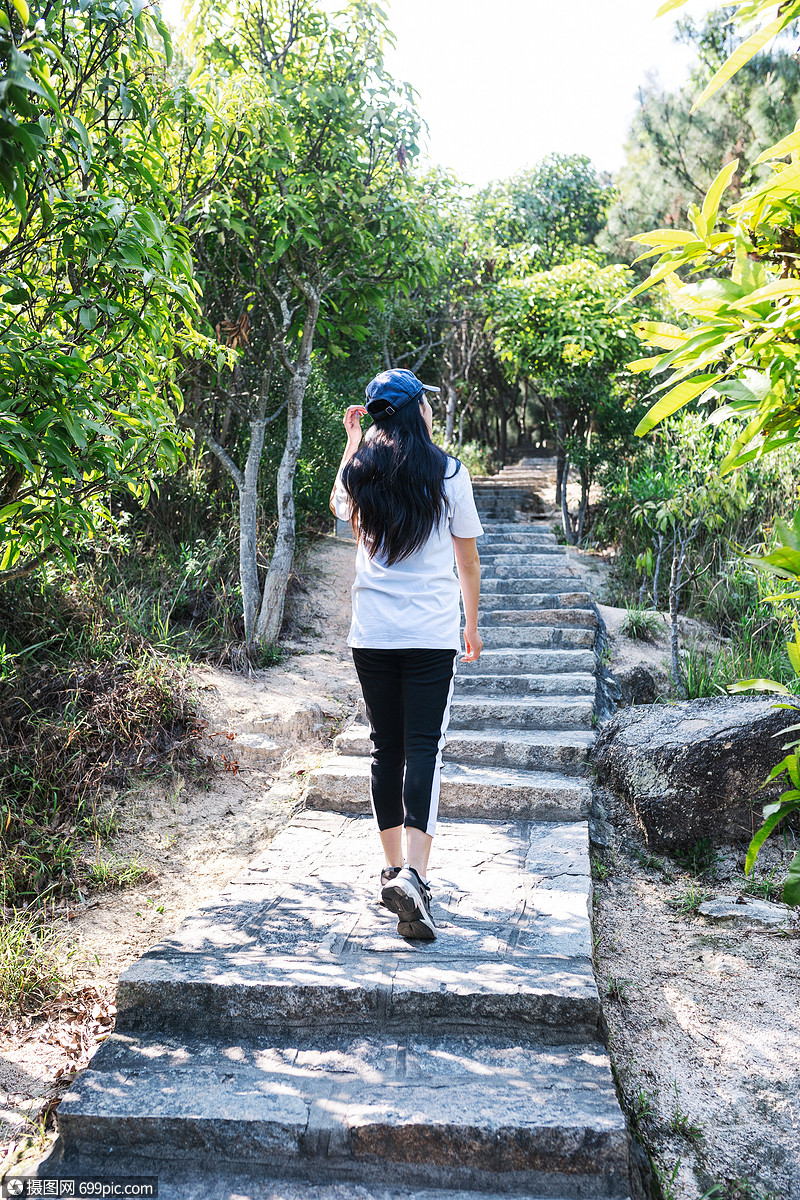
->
[[40, 468, 631, 1198]]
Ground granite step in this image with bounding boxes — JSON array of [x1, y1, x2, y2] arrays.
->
[[51, 1031, 629, 1198], [480, 627, 595, 649], [36, 1168, 604, 1200], [480, 548, 566, 561], [482, 530, 556, 540], [479, 608, 597, 629], [449, 695, 594, 731], [454, 672, 595, 697], [334, 725, 595, 774], [481, 576, 583, 594], [482, 561, 578, 580], [466, 648, 596, 674], [476, 592, 592, 611], [480, 522, 559, 531], [305, 756, 591, 819], [111, 814, 599, 1041]]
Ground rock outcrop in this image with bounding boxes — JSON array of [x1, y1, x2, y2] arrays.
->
[[591, 695, 800, 851]]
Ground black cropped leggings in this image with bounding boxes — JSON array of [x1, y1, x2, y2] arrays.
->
[[351, 648, 457, 837]]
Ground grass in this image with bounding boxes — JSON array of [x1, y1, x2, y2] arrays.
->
[[701, 1181, 778, 1200], [629, 1087, 656, 1128], [741, 870, 783, 902], [83, 851, 152, 891], [0, 913, 74, 1014], [668, 1083, 704, 1143], [673, 837, 720, 876], [631, 846, 673, 879], [621, 603, 662, 643], [655, 1158, 681, 1200], [668, 881, 712, 915], [605, 975, 632, 1002], [0, 577, 209, 909]]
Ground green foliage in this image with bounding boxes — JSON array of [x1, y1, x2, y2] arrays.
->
[[602, 14, 800, 267], [668, 1083, 704, 1143], [628, 3, 800, 476], [475, 154, 613, 270], [621, 604, 662, 642], [0, 0, 222, 581], [0, 913, 73, 1014], [0, 583, 205, 907], [626, 0, 800, 902], [668, 881, 712, 914], [83, 851, 150, 891], [672, 837, 720, 875], [492, 258, 644, 540]]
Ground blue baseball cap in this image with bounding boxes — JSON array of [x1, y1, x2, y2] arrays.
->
[[364, 368, 440, 420]]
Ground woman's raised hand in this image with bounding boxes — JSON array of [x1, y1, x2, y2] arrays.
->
[[344, 405, 367, 444]]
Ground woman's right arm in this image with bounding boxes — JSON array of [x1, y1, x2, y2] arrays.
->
[[329, 405, 367, 516], [453, 535, 482, 662]]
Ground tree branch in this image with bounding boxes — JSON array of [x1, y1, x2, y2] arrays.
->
[[180, 414, 245, 490]]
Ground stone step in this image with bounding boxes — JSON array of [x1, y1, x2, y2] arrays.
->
[[482, 560, 576, 579], [480, 522, 558, 531], [476, 592, 592, 611], [335, 725, 595, 775], [449, 695, 594, 731], [305, 756, 592, 819], [52, 1031, 628, 1198], [479, 608, 597, 629], [481, 626, 595, 649], [480, 547, 566, 560], [480, 535, 558, 547], [455, 672, 595, 697], [37, 1167, 605, 1200], [111, 815, 600, 1040], [467, 648, 596, 674], [482, 576, 582, 594]]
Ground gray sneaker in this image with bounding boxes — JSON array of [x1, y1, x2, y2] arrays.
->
[[378, 866, 401, 907], [381, 866, 436, 941]]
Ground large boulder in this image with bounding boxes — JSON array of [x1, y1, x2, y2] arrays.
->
[[591, 696, 800, 851]]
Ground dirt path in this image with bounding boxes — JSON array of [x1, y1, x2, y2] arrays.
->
[[0, 535, 360, 1177]]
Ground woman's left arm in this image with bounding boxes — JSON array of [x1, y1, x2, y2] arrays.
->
[[329, 405, 367, 515], [453, 535, 482, 662]]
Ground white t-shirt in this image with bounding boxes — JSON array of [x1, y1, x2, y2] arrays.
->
[[333, 456, 484, 650]]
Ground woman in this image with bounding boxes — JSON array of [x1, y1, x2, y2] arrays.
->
[[330, 367, 483, 941]]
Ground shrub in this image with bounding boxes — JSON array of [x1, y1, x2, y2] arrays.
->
[[621, 604, 662, 642]]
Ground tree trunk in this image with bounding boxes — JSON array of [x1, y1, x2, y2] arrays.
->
[[255, 368, 307, 644], [576, 465, 589, 543], [638, 571, 649, 606], [498, 410, 508, 464], [653, 531, 665, 610], [444, 372, 457, 443], [561, 457, 576, 545], [239, 415, 267, 642], [555, 410, 566, 508], [669, 535, 684, 698]]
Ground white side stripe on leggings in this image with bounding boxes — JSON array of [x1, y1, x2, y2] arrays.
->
[[425, 655, 457, 837]]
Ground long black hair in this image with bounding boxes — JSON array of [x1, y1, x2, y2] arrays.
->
[[342, 399, 460, 564]]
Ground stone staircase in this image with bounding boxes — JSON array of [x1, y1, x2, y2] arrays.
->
[[471, 457, 557, 520], [38, 499, 631, 1198]]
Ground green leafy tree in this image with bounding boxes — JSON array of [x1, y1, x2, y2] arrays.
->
[[183, 0, 431, 647], [629, 0, 800, 902], [0, 0, 220, 582], [602, 13, 800, 266], [475, 154, 612, 270], [492, 259, 640, 542]]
